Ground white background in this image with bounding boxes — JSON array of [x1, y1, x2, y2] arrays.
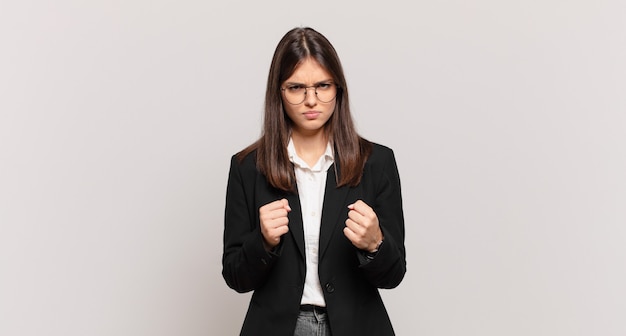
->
[[1, 1, 625, 335]]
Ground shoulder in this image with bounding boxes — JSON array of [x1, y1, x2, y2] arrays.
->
[[360, 141, 402, 191], [366, 142, 396, 164], [229, 148, 258, 175], [363, 141, 400, 180]]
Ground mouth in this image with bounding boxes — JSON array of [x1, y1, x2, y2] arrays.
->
[[303, 111, 321, 120]]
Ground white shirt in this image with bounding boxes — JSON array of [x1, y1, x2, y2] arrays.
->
[[287, 138, 334, 307]]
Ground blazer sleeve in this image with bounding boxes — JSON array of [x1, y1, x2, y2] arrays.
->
[[222, 155, 281, 293], [359, 146, 407, 289]]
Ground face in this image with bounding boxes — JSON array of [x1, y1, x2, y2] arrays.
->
[[281, 58, 336, 137]]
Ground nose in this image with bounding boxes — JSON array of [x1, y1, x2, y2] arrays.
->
[[303, 87, 317, 106]]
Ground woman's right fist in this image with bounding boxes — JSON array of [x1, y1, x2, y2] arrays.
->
[[259, 199, 291, 250]]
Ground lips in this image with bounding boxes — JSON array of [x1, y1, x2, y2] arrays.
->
[[303, 111, 321, 120]]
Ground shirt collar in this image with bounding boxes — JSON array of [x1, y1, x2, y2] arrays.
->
[[287, 138, 334, 171]]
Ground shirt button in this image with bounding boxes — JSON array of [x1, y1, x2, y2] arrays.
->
[[311, 211, 316, 217]]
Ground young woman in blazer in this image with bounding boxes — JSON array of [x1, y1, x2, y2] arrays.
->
[[222, 27, 406, 336]]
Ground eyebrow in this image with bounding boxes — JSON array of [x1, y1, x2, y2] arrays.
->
[[283, 79, 334, 86]]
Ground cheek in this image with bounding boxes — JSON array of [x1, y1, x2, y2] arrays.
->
[[327, 103, 337, 118], [283, 105, 297, 121]]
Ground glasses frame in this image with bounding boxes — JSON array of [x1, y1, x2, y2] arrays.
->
[[280, 82, 339, 105]]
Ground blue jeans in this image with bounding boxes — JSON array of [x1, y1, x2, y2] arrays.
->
[[293, 309, 332, 336]]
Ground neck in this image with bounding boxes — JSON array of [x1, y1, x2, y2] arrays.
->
[[291, 130, 329, 167]]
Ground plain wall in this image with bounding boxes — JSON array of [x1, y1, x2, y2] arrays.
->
[[1, 0, 625, 335]]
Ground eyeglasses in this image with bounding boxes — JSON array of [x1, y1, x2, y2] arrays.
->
[[281, 82, 338, 105]]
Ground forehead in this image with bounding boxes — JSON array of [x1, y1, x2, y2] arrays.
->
[[284, 58, 333, 83]]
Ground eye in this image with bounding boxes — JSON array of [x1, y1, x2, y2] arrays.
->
[[316, 83, 333, 90], [286, 84, 303, 92]]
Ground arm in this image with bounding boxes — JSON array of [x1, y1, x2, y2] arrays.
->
[[356, 148, 407, 288], [221, 155, 282, 293]]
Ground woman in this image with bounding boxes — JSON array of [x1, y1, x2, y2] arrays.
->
[[222, 27, 406, 336]]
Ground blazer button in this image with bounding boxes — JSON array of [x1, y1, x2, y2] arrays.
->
[[261, 258, 267, 265], [325, 282, 335, 293]]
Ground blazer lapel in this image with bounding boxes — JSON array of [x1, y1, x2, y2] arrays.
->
[[285, 190, 306, 260], [319, 163, 353, 260]]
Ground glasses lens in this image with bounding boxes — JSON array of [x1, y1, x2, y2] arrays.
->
[[315, 83, 336, 103], [283, 86, 305, 104]]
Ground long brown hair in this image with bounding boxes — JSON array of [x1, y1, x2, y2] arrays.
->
[[237, 27, 372, 192]]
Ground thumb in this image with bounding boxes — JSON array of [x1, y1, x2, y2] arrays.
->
[[281, 198, 292, 211]]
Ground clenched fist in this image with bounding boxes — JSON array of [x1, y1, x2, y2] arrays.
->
[[343, 200, 383, 252], [259, 199, 291, 251]]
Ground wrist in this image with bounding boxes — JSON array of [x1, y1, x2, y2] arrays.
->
[[368, 236, 384, 254], [262, 237, 277, 252], [364, 238, 383, 261]]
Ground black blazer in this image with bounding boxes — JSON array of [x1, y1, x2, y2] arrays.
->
[[222, 143, 406, 336]]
